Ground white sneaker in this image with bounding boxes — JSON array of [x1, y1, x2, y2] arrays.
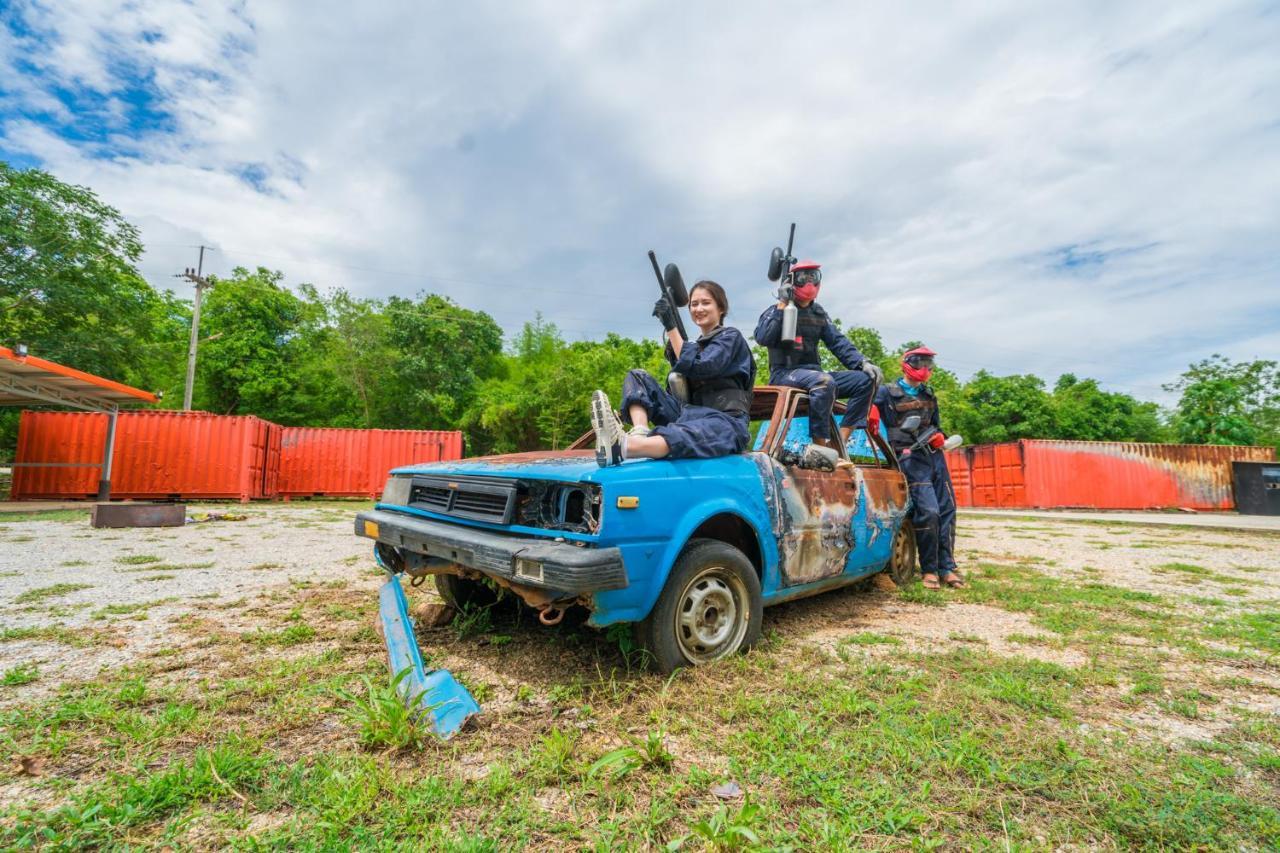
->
[[590, 390, 626, 467]]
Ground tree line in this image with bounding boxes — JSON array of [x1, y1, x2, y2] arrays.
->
[[3, 162, 1278, 459]]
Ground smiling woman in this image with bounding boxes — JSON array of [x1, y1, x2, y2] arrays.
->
[[590, 280, 757, 467]]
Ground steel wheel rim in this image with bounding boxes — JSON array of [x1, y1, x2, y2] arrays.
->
[[890, 523, 916, 585], [674, 567, 748, 664]]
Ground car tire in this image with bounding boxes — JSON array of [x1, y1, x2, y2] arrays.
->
[[635, 538, 763, 674], [886, 518, 918, 587], [434, 573, 502, 611]]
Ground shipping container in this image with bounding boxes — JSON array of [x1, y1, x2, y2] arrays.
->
[[945, 439, 1276, 510], [276, 427, 463, 498], [12, 410, 279, 501]]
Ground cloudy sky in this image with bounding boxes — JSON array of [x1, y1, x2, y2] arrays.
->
[[3, 1, 1278, 401]]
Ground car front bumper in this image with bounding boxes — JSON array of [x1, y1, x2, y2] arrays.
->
[[354, 509, 628, 595]]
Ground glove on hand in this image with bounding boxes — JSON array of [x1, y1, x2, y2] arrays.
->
[[928, 431, 946, 449], [775, 283, 793, 305], [867, 404, 881, 435], [859, 361, 885, 385], [652, 296, 677, 332]]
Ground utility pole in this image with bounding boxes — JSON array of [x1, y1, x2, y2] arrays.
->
[[178, 246, 213, 411]]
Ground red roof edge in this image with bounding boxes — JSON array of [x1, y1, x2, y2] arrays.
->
[[0, 346, 159, 404]]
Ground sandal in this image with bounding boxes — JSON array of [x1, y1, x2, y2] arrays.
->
[[921, 573, 941, 590], [941, 571, 966, 589]]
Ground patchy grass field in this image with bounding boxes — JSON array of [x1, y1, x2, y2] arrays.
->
[[1, 506, 1278, 848]]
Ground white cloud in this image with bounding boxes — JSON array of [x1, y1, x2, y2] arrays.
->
[[2, 0, 1278, 400]]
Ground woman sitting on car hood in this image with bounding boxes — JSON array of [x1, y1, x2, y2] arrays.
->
[[591, 279, 756, 466]]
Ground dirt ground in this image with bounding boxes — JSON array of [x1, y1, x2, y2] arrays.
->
[[2, 505, 1275, 715]]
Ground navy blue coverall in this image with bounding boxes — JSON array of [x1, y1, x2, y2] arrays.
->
[[753, 303, 874, 440], [620, 325, 756, 459], [875, 380, 957, 577]]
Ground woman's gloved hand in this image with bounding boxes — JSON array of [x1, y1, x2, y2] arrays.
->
[[652, 296, 677, 331]]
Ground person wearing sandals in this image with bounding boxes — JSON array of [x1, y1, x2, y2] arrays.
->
[[591, 280, 755, 466], [873, 346, 964, 589]]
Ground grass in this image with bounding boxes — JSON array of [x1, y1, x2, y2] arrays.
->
[[114, 554, 163, 565], [2, 663, 39, 686], [116, 561, 216, 573], [0, 517, 1277, 848], [13, 582, 92, 604]]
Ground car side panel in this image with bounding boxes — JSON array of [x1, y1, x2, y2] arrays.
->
[[583, 455, 779, 627]]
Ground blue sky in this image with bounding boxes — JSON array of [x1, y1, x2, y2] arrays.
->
[[3, 1, 1278, 402]]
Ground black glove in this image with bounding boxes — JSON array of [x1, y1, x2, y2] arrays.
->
[[859, 361, 885, 385], [653, 296, 677, 332]]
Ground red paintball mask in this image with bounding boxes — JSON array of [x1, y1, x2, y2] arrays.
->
[[902, 346, 937, 383], [790, 261, 822, 302]]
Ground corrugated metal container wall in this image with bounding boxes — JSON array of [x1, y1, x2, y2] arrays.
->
[[277, 428, 463, 497], [12, 411, 279, 501], [947, 439, 1276, 510], [944, 450, 972, 507], [1019, 440, 1276, 510]]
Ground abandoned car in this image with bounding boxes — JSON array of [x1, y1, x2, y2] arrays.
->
[[356, 385, 916, 677]]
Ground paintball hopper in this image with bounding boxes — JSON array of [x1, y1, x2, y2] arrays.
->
[[768, 222, 797, 282], [943, 434, 964, 451]]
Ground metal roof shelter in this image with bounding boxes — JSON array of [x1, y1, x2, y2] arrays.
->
[[0, 345, 158, 500]]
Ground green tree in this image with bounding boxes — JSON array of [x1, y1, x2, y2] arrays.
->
[[1165, 355, 1280, 446], [947, 370, 1055, 445], [0, 162, 186, 393], [1049, 374, 1167, 442], [381, 294, 503, 430], [465, 318, 666, 453], [195, 266, 315, 421]]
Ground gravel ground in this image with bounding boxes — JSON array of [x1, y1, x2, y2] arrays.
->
[[0, 503, 371, 695], [1, 504, 1276, 704]]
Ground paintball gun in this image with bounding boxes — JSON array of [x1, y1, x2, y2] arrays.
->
[[647, 249, 691, 401], [766, 223, 799, 343], [898, 415, 964, 456]]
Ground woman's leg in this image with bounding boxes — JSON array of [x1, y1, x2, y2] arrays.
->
[[620, 434, 670, 458], [651, 410, 749, 459], [620, 369, 683, 428]]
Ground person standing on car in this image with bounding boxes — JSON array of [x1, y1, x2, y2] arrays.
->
[[874, 345, 963, 589], [591, 280, 756, 466], [753, 260, 883, 449]]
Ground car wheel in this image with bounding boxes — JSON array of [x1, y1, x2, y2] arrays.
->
[[434, 573, 502, 611], [886, 518, 918, 587], [635, 538, 762, 674]]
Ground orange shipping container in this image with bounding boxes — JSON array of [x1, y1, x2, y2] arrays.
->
[[945, 440, 1276, 510], [276, 428, 463, 498], [12, 410, 280, 502]]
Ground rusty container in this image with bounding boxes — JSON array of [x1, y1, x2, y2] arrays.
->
[[276, 428, 463, 498], [12, 410, 280, 501], [944, 449, 972, 506], [949, 439, 1276, 510], [1019, 440, 1275, 510]]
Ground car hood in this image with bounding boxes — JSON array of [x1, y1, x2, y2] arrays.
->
[[390, 450, 761, 484], [392, 450, 607, 483]]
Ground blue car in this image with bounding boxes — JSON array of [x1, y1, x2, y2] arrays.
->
[[356, 385, 915, 674]]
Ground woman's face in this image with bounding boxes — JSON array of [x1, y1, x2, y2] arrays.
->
[[688, 288, 723, 330]]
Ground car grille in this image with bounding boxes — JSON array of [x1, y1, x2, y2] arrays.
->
[[409, 475, 516, 525]]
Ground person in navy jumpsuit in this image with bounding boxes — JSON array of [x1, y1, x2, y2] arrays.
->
[[873, 346, 963, 589], [753, 260, 883, 448], [591, 280, 756, 466]]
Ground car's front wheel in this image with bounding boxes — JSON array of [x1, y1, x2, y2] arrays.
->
[[434, 573, 502, 611], [635, 538, 762, 674]]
